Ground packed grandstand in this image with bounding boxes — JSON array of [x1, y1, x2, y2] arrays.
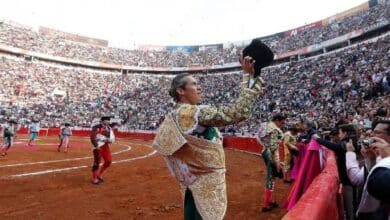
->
[[0, 0, 388, 134]]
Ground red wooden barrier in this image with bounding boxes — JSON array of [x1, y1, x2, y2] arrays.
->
[[223, 136, 285, 161], [223, 136, 263, 153], [282, 149, 342, 220], [16, 128, 285, 155], [16, 128, 156, 141]]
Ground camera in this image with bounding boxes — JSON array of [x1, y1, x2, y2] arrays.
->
[[362, 139, 374, 149], [344, 132, 361, 152]]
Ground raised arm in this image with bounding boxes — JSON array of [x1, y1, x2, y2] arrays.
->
[[197, 75, 264, 127], [345, 152, 365, 186], [316, 138, 344, 152]]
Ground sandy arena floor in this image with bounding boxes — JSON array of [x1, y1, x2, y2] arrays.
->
[[0, 135, 289, 219]]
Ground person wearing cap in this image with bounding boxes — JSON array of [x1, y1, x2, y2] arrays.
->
[[282, 124, 299, 183], [258, 113, 286, 212], [90, 116, 113, 184], [57, 123, 72, 153], [28, 119, 40, 146], [1, 120, 18, 156], [153, 39, 272, 220]]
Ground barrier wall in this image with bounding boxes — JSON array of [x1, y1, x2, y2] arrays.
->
[[223, 136, 263, 153], [282, 149, 342, 220], [16, 128, 273, 151], [16, 128, 156, 141]]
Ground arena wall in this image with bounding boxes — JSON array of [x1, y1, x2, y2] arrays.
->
[[282, 149, 343, 220]]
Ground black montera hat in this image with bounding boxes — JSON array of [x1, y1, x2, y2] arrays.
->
[[9, 119, 18, 124], [242, 39, 274, 77], [101, 116, 111, 121], [272, 113, 286, 121], [110, 122, 119, 127], [329, 128, 338, 136]]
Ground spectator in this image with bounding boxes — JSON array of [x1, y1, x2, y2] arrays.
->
[[356, 120, 390, 219]]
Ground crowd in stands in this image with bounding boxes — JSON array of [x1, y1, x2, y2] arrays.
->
[[226, 34, 389, 136], [0, 4, 388, 67], [0, 34, 388, 133], [262, 5, 388, 53]]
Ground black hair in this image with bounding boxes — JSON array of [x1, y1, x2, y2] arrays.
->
[[9, 119, 18, 124], [101, 116, 111, 121], [329, 128, 338, 136], [169, 73, 191, 102], [376, 106, 387, 117], [335, 119, 349, 128], [304, 120, 318, 130], [372, 120, 390, 135], [272, 113, 286, 122], [339, 124, 355, 134]]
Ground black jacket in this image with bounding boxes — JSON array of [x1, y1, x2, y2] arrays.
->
[[367, 167, 390, 204], [298, 128, 317, 143], [316, 138, 352, 186]]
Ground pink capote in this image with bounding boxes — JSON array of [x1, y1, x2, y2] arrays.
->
[[291, 142, 306, 180], [285, 139, 325, 210]]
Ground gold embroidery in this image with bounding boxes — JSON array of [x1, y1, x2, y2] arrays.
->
[[177, 105, 198, 133], [197, 86, 261, 128], [283, 131, 297, 171], [188, 172, 227, 220], [199, 183, 216, 199], [175, 134, 226, 173], [152, 114, 187, 156]]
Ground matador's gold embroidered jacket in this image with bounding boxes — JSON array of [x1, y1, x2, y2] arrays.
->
[[283, 131, 297, 172], [267, 121, 283, 164], [153, 74, 263, 220]]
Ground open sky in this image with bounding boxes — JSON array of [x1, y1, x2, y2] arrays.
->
[[0, 0, 367, 48]]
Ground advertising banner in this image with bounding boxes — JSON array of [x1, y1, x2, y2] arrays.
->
[[363, 20, 389, 33], [39, 26, 108, 47], [284, 21, 322, 37], [197, 43, 223, 51], [137, 45, 166, 51], [166, 45, 194, 52], [322, 2, 369, 26], [275, 47, 309, 59]]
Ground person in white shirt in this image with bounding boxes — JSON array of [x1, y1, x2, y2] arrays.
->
[[28, 119, 40, 146], [57, 123, 72, 153], [346, 120, 390, 219]]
